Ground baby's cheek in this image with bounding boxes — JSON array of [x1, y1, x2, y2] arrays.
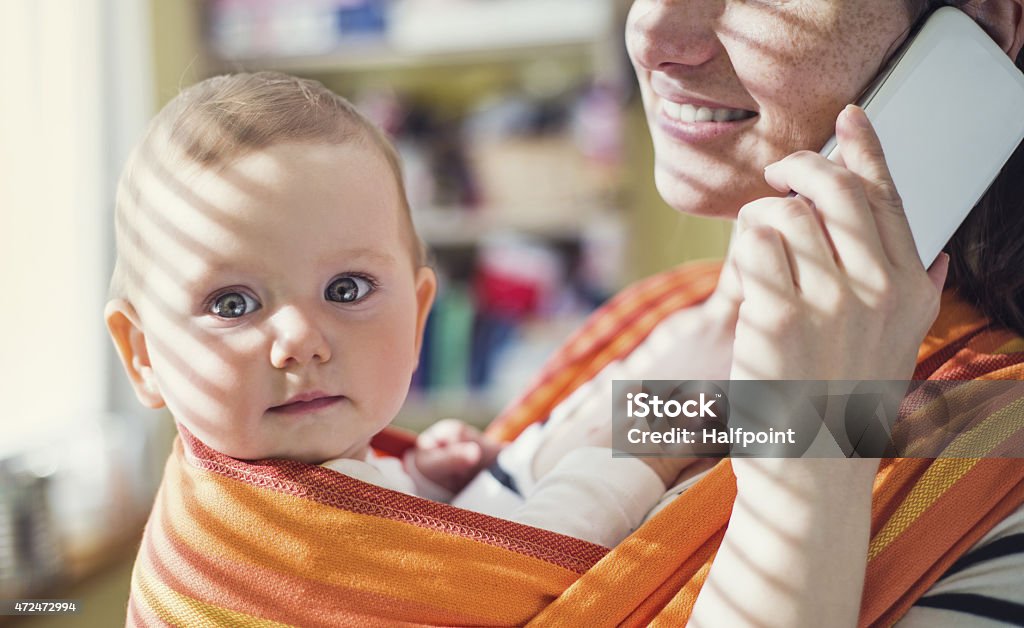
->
[[148, 322, 261, 424], [149, 342, 272, 459], [359, 315, 420, 413]]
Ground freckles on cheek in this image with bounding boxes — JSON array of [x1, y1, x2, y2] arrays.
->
[[743, 11, 881, 153], [806, 5, 906, 106]]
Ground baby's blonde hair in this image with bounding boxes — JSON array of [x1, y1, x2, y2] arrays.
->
[[110, 71, 425, 300]]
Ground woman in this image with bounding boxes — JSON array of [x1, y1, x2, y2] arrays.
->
[[503, 0, 1024, 624]]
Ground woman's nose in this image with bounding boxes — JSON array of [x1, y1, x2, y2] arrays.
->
[[268, 305, 332, 368], [626, 0, 721, 71]]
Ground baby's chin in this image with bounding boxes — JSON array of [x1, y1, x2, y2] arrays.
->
[[184, 425, 360, 464]]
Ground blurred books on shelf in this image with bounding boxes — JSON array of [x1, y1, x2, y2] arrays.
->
[[207, 0, 613, 68], [208, 0, 390, 60], [388, 0, 612, 55], [400, 230, 619, 429]]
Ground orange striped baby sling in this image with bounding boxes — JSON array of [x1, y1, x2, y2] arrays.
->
[[127, 260, 1024, 627]]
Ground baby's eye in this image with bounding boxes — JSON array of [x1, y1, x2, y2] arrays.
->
[[209, 291, 261, 318], [325, 275, 376, 304]]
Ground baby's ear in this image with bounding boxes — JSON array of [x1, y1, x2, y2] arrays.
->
[[104, 299, 165, 409], [412, 266, 438, 362]]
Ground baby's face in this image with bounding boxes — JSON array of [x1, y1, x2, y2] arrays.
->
[[123, 142, 434, 462]]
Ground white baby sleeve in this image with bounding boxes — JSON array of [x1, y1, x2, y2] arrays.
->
[[511, 446, 665, 547], [321, 454, 417, 495]]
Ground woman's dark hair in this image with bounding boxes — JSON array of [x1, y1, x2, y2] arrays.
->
[[904, 0, 1024, 337]]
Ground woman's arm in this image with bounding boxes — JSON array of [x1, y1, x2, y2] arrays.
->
[[691, 106, 948, 626], [691, 458, 878, 627]]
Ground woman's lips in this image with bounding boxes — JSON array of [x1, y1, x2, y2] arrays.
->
[[655, 98, 759, 143], [269, 395, 346, 415], [648, 74, 755, 113]]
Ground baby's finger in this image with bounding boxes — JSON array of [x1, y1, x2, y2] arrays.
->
[[421, 418, 471, 447], [448, 441, 483, 466], [835, 105, 919, 270], [416, 431, 439, 449], [415, 441, 482, 484], [476, 435, 503, 465]]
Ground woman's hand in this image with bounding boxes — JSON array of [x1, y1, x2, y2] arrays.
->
[[728, 104, 949, 383], [690, 107, 950, 627]]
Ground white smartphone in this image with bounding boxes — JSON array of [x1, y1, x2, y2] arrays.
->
[[817, 7, 1024, 267]]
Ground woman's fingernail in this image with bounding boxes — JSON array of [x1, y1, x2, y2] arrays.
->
[[845, 104, 870, 128]]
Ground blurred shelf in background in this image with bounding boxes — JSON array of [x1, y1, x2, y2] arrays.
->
[[413, 205, 621, 247], [211, 40, 601, 73], [0, 415, 175, 628], [206, 0, 613, 71]]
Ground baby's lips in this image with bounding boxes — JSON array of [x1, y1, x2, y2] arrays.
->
[[268, 393, 346, 414]]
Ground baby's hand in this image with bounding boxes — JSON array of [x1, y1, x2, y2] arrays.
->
[[411, 419, 503, 494]]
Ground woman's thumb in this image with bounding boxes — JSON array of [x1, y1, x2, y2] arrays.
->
[[927, 252, 950, 293]]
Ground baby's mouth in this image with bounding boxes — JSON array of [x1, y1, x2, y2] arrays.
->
[[269, 395, 346, 415]]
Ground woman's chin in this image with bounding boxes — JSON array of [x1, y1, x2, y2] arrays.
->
[[653, 166, 779, 220], [654, 170, 742, 220]]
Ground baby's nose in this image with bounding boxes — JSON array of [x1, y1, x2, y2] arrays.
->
[[268, 305, 332, 368]]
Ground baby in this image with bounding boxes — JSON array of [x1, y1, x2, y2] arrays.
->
[[105, 71, 686, 547]]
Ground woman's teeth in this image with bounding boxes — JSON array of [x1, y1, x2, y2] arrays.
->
[[661, 101, 755, 123]]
